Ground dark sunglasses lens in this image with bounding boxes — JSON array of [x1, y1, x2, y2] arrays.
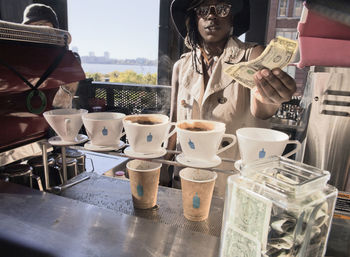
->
[[216, 4, 231, 17], [196, 6, 210, 18], [195, 4, 231, 18]]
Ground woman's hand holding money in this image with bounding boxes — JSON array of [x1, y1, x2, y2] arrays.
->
[[253, 68, 296, 105]]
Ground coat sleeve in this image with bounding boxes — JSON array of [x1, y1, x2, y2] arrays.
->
[[170, 59, 182, 123]]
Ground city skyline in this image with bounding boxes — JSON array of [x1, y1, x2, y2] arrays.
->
[[79, 49, 157, 66]]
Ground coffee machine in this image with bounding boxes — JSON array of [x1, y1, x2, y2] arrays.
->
[[295, 3, 350, 192], [0, 20, 85, 190]]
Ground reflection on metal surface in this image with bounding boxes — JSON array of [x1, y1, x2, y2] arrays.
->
[[326, 211, 350, 256], [50, 173, 90, 194], [72, 146, 237, 176], [71, 148, 130, 176], [0, 181, 219, 257], [304, 68, 350, 191], [0, 140, 52, 166]]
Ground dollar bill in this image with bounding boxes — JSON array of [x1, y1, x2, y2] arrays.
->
[[228, 185, 272, 250], [220, 226, 260, 257], [225, 36, 298, 89]]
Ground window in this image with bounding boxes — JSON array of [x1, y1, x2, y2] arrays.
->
[[278, 0, 289, 17], [67, 0, 160, 84], [293, 0, 303, 17], [276, 30, 298, 40]]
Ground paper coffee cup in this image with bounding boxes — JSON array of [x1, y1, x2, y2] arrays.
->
[[179, 168, 217, 221], [126, 160, 162, 209]]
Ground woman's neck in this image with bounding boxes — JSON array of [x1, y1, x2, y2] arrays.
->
[[202, 39, 227, 58]]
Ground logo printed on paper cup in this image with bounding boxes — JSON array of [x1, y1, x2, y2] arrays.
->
[[147, 132, 153, 142], [188, 139, 195, 150], [259, 148, 266, 159], [137, 184, 144, 196], [102, 127, 108, 136], [193, 193, 200, 209]]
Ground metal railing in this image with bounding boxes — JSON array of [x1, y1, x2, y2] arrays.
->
[[76, 80, 171, 116]]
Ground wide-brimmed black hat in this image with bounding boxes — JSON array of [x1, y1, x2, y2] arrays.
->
[[22, 3, 59, 28], [171, 0, 250, 38]]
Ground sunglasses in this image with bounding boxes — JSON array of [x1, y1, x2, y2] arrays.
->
[[194, 3, 232, 19]]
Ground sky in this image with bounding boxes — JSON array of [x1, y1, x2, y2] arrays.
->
[[67, 0, 160, 60]]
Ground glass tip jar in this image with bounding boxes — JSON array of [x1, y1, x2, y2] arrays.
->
[[219, 156, 338, 257]]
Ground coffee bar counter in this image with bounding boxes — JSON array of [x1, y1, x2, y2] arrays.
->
[[1, 147, 350, 256], [0, 171, 222, 257]]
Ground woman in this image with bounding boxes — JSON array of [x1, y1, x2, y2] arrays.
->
[[170, 0, 297, 197]]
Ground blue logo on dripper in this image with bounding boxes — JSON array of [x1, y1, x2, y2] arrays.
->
[[147, 132, 153, 142], [188, 139, 195, 149], [259, 148, 266, 158], [102, 127, 108, 136]]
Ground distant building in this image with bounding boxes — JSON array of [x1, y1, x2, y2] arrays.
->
[[104, 51, 110, 59], [266, 0, 308, 96], [89, 51, 95, 57]]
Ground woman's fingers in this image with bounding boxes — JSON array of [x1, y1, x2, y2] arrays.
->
[[253, 68, 296, 104], [271, 68, 296, 94], [254, 70, 283, 104]]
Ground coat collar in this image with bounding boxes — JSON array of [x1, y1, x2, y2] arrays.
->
[[181, 37, 248, 104]]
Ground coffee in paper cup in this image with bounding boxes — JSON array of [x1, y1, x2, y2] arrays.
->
[[179, 168, 217, 221], [127, 160, 162, 209]]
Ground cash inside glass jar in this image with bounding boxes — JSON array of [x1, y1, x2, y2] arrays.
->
[[220, 156, 338, 257]]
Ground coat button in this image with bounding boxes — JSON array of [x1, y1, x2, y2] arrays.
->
[[181, 100, 189, 108], [218, 97, 227, 104]]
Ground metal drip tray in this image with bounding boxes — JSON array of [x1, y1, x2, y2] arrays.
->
[[77, 149, 129, 175]]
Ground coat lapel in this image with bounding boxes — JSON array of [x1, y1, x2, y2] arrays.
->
[[179, 37, 251, 110], [180, 48, 204, 105], [202, 38, 247, 104]]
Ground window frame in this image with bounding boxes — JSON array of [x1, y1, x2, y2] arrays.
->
[[277, 0, 290, 17], [293, 0, 303, 17]]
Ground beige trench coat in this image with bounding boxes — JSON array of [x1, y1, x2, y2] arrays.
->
[[172, 37, 270, 197]]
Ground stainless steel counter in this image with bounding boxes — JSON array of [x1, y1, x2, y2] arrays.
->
[[0, 180, 220, 257], [1, 140, 349, 257], [1, 173, 350, 256]]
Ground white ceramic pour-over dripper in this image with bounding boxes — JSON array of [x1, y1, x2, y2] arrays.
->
[[43, 109, 88, 142]]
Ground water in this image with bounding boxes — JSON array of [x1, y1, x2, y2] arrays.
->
[[82, 63, 157, 75]]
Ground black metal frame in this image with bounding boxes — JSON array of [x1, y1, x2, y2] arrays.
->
[[76, 80, 171, 116]]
